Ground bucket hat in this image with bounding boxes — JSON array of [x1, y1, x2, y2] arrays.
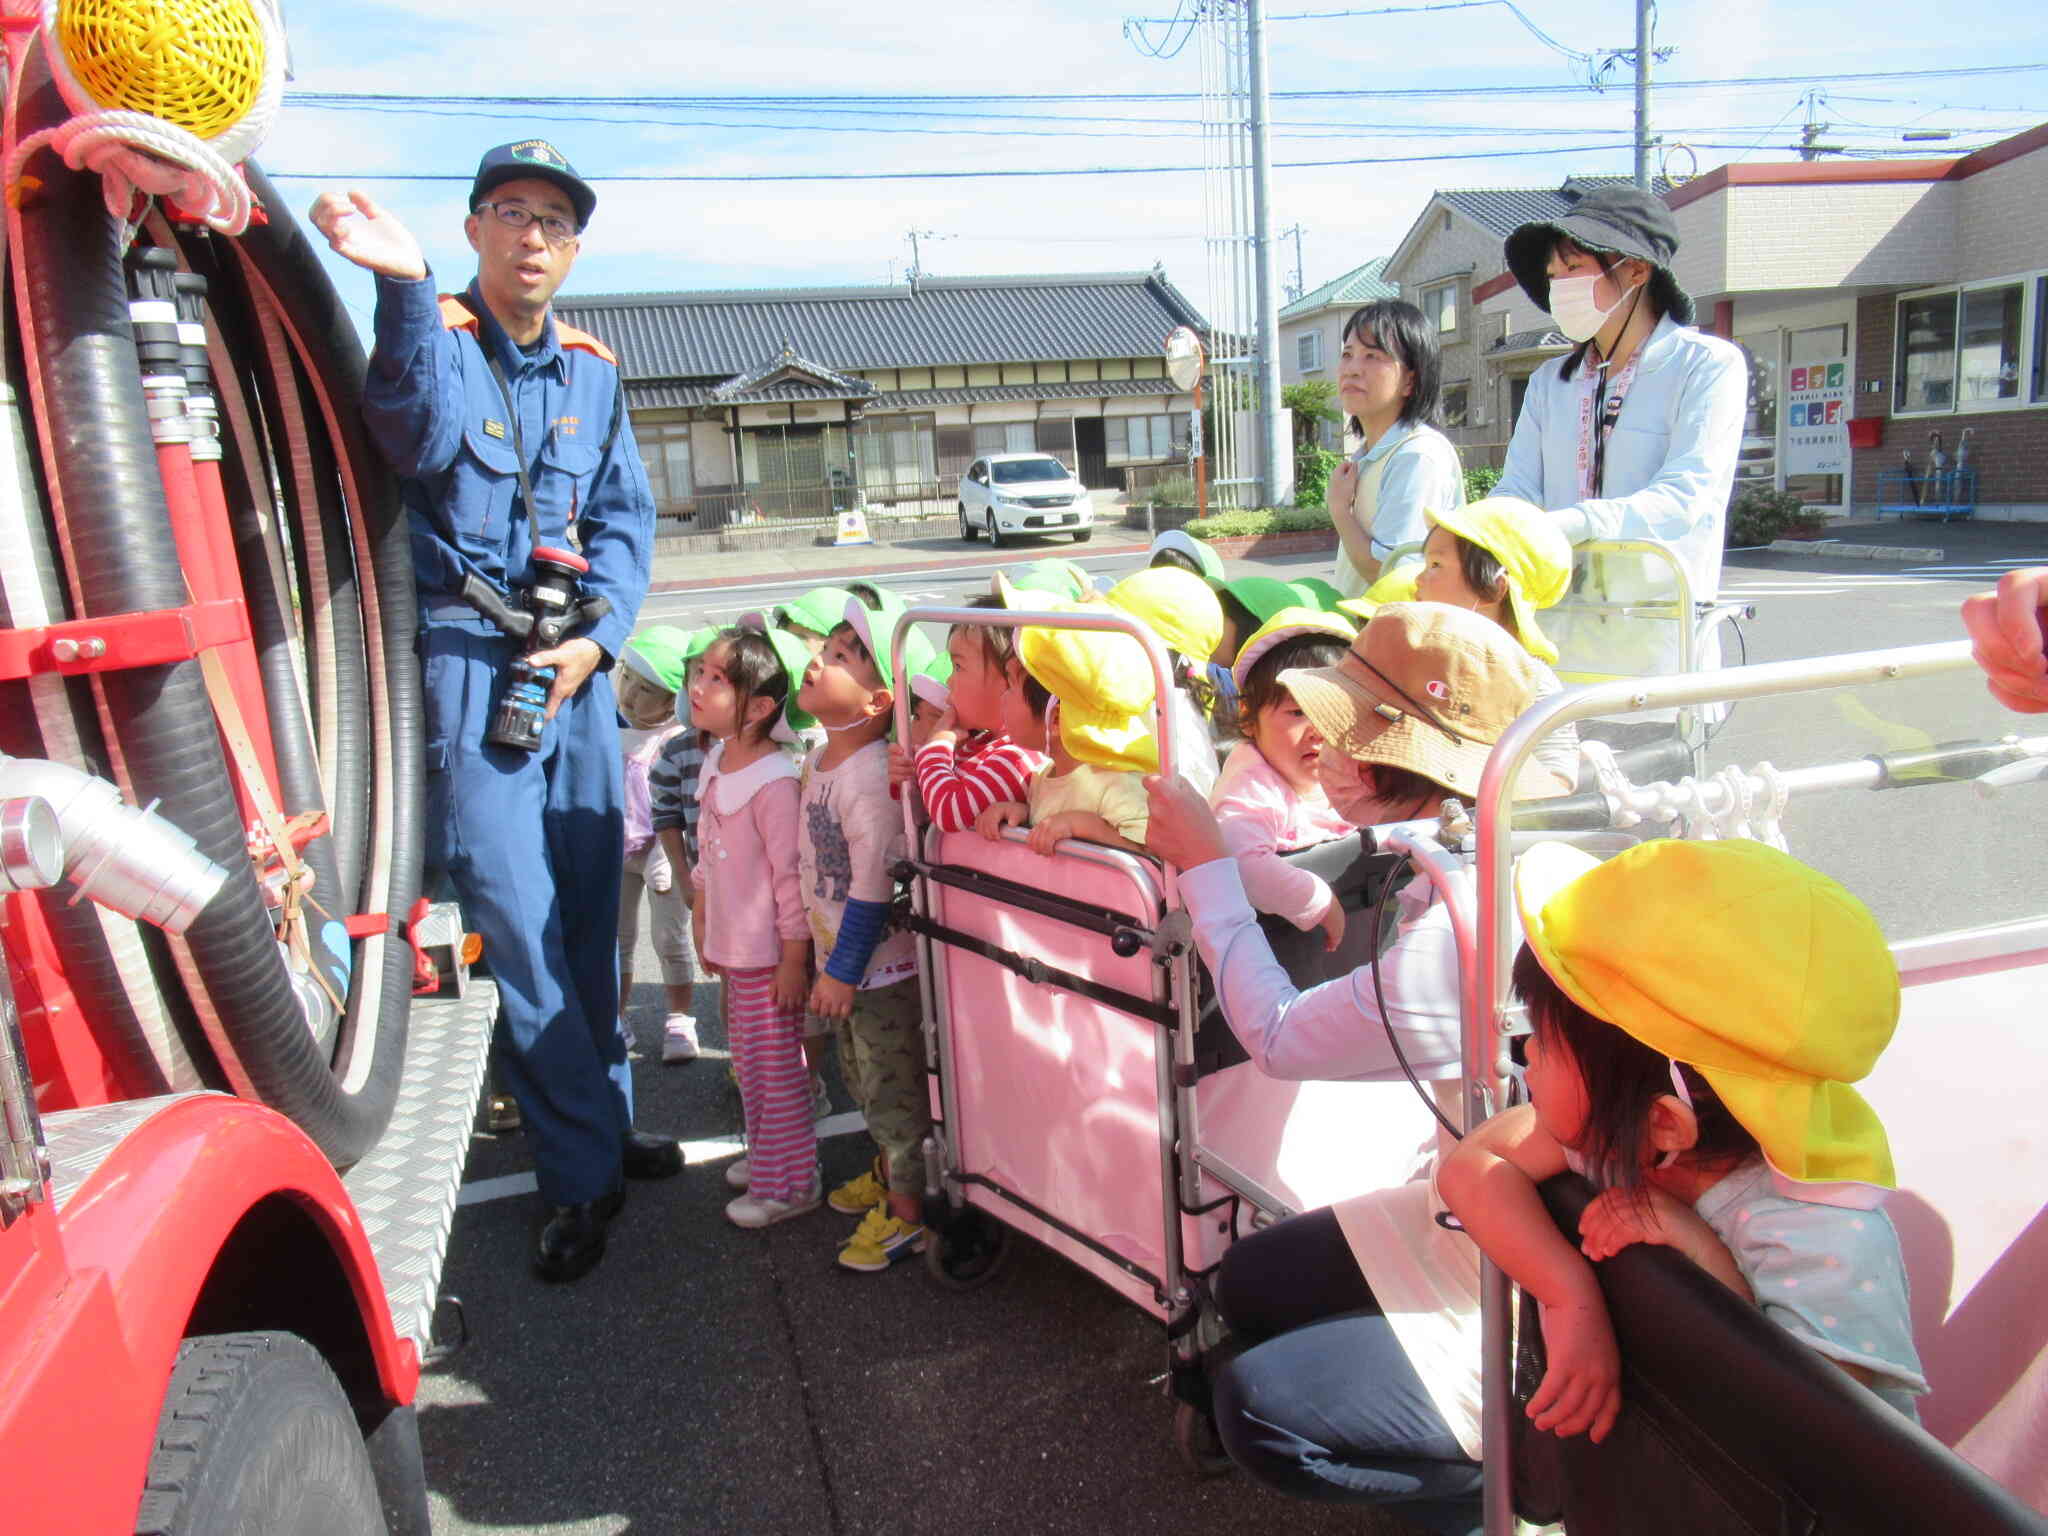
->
[[1289, 576, 1346, 613], [1001, 557, 1093, 603], [767, 586, 857, 640], [909, 648, 955, 710], [997, 577, 1161, 774], [619, 624, 694, 694], [1148, 529, 1224, 584], [1504, 183, 1694, 327], [1429, 497, 1575, 665], [471, 139, 596, 229], [1279, 601, 1541, 800], [1514, 838, 1901, 1188], [839, 591, 938, 691], [1105, 567, 1224, 667], [1219, 576, 1302, 635], [1230, 606, 1357, 695]]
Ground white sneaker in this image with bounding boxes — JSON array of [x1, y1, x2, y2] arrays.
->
[[662, 1014, 700, 1063], [725, 1155, 751, 1190], [725, 1180, 820, 1229]]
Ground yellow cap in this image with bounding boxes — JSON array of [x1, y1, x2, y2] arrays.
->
[[1104, 567, 1224, 666], [1428, 497, 1574, 665], [1514, 839, 1901, 1189], [998, 577, 1161, 774]]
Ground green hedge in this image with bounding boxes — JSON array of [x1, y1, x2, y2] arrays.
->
[[1464, 464, 1502, 501], [1184, 506, 1331, 539]]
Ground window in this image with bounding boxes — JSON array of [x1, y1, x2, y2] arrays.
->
[[2036, 277, 2048, 403], [1106, 413, 1178, 465], [1509, 375, 1531, 427], [1424, 282, 1458, 335], [1441, 382, 1469, 430], [635, 420, 694, 511], [972, 422, 1037, 458], [1895, 280, 2029, 415], [1296, 330, 1322, 372]]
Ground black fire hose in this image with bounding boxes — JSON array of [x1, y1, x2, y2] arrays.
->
[[13, 57, 417, 1163]]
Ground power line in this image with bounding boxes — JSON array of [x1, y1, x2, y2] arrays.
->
[[267, 139, 1645, 185], [279, 62, 2048, 111]]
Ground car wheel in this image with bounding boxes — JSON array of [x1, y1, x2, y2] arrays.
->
[[988, 511, 1006, 549], [136, 1332, 384, 1535], [959, 502, 977, 541], [1071, 528, 1093, 543]]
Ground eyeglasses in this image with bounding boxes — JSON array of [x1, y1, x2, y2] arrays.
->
[[475, 201, 579, 245]]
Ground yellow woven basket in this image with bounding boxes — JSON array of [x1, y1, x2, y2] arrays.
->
[[55, 0, 267, 141]]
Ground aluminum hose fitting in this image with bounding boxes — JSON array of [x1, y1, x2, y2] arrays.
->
[[0, 755, 228, 932]]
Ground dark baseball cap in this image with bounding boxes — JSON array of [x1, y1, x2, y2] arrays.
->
[[470, 139, 596, 230], [1504, 182, 1694, 326]]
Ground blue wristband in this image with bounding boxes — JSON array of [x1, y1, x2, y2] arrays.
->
[[824, 896, 891, 986]]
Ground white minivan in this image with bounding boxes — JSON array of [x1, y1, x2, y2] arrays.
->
[[958, 453, 1094, 547]]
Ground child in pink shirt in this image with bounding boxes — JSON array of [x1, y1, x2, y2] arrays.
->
[[1209, 611, 1358, 950], [688, 626, 820, 1228]]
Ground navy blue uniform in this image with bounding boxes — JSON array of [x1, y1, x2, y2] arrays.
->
[[365, 272, 654, 1206]]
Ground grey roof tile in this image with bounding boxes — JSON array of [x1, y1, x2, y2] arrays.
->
[[557, 271, 1208, 382], [1489, 327, 1573, 354], [1280, 255, 1396, 318], [1440, 175, 1672, 238]]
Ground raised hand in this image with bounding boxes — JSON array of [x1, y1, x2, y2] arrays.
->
[[308, 189, 427, 282]]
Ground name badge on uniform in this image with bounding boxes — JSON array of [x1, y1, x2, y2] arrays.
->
[[483, 418, 507, 439]]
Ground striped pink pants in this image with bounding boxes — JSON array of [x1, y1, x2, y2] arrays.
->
[[725, 967, 816, 1202]]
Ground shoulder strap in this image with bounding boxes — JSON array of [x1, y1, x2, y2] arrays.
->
[[554, 320, 619, 366]]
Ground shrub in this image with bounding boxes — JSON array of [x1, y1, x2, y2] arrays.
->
[[1184, 506, 1331, 540], [1464, 464, 1502, 502], [1146, 473, 1198, 507], [1726, 485, 1829, 547], [1294, 445, 1341, 510]]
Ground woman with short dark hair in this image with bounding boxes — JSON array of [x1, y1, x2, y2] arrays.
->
[[1324, 299, 1466, 600]]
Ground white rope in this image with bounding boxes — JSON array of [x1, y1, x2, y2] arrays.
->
[[9, 0, 286, 239]]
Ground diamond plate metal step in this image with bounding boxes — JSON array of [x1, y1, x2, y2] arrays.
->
[[343, 978, 497, 1350]]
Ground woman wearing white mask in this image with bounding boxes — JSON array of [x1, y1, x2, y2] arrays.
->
[[1495, 186, 1746, 743]]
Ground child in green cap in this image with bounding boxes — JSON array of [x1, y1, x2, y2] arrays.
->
[[618, 627, 701, 1060]]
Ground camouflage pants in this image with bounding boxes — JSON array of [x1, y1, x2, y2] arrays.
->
[[829, 975, 928, 1195]]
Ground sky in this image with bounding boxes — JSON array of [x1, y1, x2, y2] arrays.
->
[[258, 0, 2048, 336]]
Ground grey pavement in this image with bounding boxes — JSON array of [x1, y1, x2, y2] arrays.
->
[[417, 515, 2046, 1535]]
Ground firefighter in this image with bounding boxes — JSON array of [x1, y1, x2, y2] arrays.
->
[[311, 141, 680, 1283]]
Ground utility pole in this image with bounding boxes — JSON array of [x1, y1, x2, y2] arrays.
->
[[905, 228, 936, 284], [1280, 222, 1306, 302], [1247, 0, 1292, 508], [1632, 0, 1653, 187]]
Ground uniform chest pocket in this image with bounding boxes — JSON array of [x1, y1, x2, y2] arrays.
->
[[445, 425, 523, 551], [534, 436, 602, 535], [1603, 423, 1673, 492]]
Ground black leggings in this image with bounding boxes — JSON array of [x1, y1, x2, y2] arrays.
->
[[1216, 1206, 1378, 1337]]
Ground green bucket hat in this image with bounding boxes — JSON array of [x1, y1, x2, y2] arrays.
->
[[1219, 576, 1301, 633], [770, 585, 857, 639], [1001, 557, 1093, 603], [620, 624, 694, 694], [840, 590, 938, 691], [1148, 529, 1224, 584], [1289, 576, 1346, 613]]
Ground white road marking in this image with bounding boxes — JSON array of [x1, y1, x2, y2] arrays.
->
[[455, 1110, 872, 1206]]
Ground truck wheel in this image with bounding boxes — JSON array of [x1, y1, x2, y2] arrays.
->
[[136, 1331, 385, 1536]]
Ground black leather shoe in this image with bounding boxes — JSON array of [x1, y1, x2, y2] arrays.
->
[[533, 1187, 625, 1284], [622, 1128, 684, 1180]]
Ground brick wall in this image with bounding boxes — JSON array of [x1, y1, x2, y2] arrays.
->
[[1850, 294, 2048, 513]]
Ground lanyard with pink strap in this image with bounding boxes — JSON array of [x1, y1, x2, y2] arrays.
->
[[1575, 347, 1644, 500]]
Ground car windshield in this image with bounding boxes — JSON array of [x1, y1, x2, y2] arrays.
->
[[991, 458, 1070, 485]]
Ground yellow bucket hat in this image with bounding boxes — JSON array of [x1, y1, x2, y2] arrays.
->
[[997, 575, 1161, 774], [1104, 567, 1224, 667], [1429, 496, 1573, 665], [1514, 838, 1901, 1189]]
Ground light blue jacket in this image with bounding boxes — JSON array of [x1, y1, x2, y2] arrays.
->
[[1496, 316, 1747, 691]]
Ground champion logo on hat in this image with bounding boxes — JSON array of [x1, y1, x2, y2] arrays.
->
[[1425, 679, 1451, 701]]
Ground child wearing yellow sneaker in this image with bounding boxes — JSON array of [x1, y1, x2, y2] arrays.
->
[[797, 598, 930, 1273]]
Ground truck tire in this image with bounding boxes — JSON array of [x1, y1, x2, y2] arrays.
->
[[135, 1331, 386, 1536]]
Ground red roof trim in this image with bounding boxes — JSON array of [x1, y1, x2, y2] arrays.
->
[[1473, 270, 1519, 303], [1663, 121, 2047, 211]]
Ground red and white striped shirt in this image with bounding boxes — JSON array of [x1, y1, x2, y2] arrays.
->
[[913, 730, 1046, 833]]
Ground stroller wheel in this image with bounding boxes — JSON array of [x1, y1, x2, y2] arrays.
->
[[923, 1206, 1012, 1292], [1173, 1401, 1234, 1479]]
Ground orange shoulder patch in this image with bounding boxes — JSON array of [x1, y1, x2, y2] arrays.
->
[[554, 321, 618, 366], [438, 295, 480, 333]]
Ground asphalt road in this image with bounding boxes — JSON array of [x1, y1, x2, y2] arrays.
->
[[418, 518, 2045, 1535]]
